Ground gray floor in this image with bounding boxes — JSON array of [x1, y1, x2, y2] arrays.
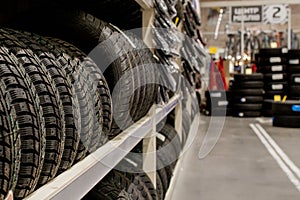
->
[[170, 116, 300, 200]]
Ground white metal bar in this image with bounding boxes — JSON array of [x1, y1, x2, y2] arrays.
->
[[241, 7, 245, 74], [25, 95, 180, 200], [201, 0, 300, 8]]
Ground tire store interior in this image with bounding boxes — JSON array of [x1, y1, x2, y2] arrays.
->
[[0, 0, 300, 200]]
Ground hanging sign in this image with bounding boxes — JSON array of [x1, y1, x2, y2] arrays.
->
[[231, 6, 262, 23], [263, 4, 289, 24]]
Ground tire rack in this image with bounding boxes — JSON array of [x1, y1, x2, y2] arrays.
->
[[25, 0, 199, 199]]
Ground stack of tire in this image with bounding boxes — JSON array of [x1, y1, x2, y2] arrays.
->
[[202, 90, 231, 116], [256, 48, 288, 116], [273, 100, 300, 128], [230, 74, 264, 117], [287, 50, 300, 100]]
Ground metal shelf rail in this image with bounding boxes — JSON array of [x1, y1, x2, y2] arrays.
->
[[25, 94, 181, 200]]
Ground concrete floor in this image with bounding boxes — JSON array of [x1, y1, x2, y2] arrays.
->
[[170, 116, 300, 200]]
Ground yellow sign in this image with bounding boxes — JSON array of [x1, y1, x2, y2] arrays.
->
[[209, 46, 218, 54]]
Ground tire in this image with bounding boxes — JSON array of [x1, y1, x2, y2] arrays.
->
[[0, 30, 66, 187], [256, 54, 286, 65], [232, 96, 264, 103], [232, 111, 261, 118], [82, 170, 151, 200], [264, 73, 287, 82], [273, 100, 300, 116], [259, 48, 286, 54], [264, 82, 288, 91], [287, 65, 300, 74], [273, 116, 300, 128], [257, 65, 286, 73], [233, 73, 264, 82], [230, 81, 264, 89], [290, 74, 300, 85], [289, 85, 300, 97], [0, 79, 21, 199], [25, 34, 96, 162], [46, 37, 112, 149], [117, 153, 164, 200], [233, 89, 264, 96], [233, 103, 263, 111], [264, 90, 286, 100], [5, 29, 81, 174], [157, 123, 181, 159], [0, 46, 46, 198]]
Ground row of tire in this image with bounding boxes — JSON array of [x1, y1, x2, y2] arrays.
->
[[0, 12, 160, 200]]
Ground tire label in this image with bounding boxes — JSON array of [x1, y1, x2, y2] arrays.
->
[[289, 59, 300, 65], [211, 92, 222, 98], [218, 101, 228, 106], [271, 65, 283, 72], [270, 57, 281, 63], [294, 77, 300, 83], [272, 84, 283, 90], [272, 74, 283, 80]]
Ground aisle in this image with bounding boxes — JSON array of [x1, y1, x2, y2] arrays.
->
[[170, 116, 300, 200]]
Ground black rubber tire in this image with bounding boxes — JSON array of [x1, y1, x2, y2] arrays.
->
[[259, 48, 286, 54], [287, 65, 300, 74], [232, 96, 264, 103], [0, 47, 46, 198], [272, 100, 300, 116], [289, 85, 300, 97], [230, 81, 264, 89], [264, 90, 286, 100], [0, 30, 66, 187], [82, 170, 151, 200], [232, 111, 261, 118], [264, 82, 288, 91], [27, 34, 97, 163], [233, 73, 264, 82], [233, 89, 264, 96], [117, 153, 164, 200], [257, 65, 286, 73], [256, 54, 287, 65], [233, 103, 263, 111], [0, 78, 21, 199], [273, 116, 300, 128], [5, 29, 82, 175], [46, 37, 113, 150], [157, 123, 181, 159], [290, 74, 300, 85], [264, 73, 287, 82], [262, 100, 274, 117]]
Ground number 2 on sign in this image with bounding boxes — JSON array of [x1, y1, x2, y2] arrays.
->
[[273, 7, 281, 18]]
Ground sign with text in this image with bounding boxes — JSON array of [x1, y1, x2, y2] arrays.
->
[[231, 6, 262, 23], [263, 4, 289, 24]]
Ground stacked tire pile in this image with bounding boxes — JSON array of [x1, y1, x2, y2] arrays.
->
[[230, 74, 264, 117], [273, 101, 300, 128], [256, 48, 288, 116], [202, 90, 230, 116], [287, 50, 300, 100]]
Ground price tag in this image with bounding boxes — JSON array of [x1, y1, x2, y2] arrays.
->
[[271, 65, 283, 72], [270, 57, 281, 63], [294, 77, 300, 83], [289, 59, 300, 65], [272, 74, 283, 80], [272, 84, 283, 90]]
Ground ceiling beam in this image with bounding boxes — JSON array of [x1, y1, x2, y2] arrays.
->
[[200, 0, 300, 8]]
